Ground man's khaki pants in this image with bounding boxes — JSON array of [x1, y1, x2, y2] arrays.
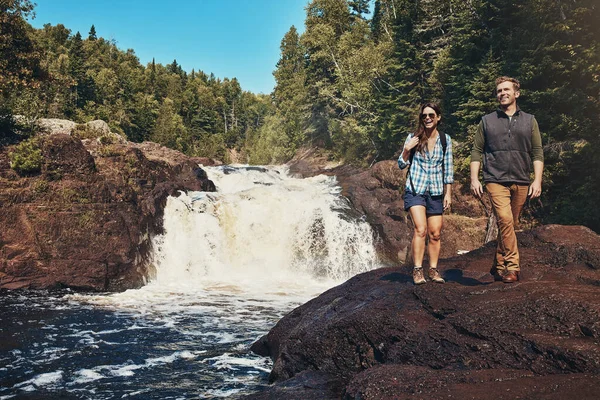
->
[[486, 182, 529, 272]]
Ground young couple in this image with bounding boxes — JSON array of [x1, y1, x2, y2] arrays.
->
[[398, 76, 544, 285]]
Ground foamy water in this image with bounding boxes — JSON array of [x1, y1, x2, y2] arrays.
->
[[0, 165, 381, 399]]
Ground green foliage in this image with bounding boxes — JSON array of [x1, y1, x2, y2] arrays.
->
[[9, 137, 43, 175], [2, 0, 599, 231], [88, 25, 97, 41], [0, 106, 35, 144], [192, 132, 228, 161], [0, 0, 41, 96], [330, 117, 372, 165], [97, 144, 124, 157], [542, 139, 600, 232], [32, 179, 49, 194], [98, 134, 115, 145], [151, 98, 190, 153], [71, 123, 96, 139], [246, 115, 297, 164]]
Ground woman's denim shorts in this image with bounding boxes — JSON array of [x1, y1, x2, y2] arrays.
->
[[403, 190, 444, 215]]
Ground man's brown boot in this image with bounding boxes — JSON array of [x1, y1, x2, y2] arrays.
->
[[491, 268, 506, 282], [502, 271, 520, 283]]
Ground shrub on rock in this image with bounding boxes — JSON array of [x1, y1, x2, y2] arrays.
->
[[9, 137, 43, 175]]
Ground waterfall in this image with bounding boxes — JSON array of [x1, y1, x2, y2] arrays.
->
[[150, 165, 379, 289], [4, 165, 382, 399]]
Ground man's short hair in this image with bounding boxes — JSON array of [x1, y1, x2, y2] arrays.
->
[[496, 76, 520, 91]]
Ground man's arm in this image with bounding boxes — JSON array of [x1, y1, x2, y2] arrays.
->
[[470, 161, 483, 198], [529, 160, 543, 198], [470, 122, 485, 198], [529, 118, 544, 198], [443, 136, 454, 210]]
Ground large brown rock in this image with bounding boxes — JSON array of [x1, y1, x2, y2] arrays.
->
[[0, 134, 215, 291], [248, 225, 600, 399]]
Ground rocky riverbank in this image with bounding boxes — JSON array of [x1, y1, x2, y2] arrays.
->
[[0, 120, 217, 291], [247, 224, 600, 399]]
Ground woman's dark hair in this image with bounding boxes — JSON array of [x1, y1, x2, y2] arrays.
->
[[414, 102, 442, 154]]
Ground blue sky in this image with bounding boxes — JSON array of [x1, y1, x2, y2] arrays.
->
[[28, 0, 309, 94]]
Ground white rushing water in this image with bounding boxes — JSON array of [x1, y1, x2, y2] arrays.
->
[[2, 165, 381, 399], [152, 165, 379, 289]]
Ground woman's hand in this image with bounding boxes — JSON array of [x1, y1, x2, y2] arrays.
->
[[401, 137, 420, 161], [443, 192, 452, 211], [404, 137, 419, 152]]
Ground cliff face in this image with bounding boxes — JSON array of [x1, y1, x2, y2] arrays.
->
[[249, 225, 600, 399], [0, 133, 216, 291]]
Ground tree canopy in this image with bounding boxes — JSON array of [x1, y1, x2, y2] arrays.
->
[[2, 0, 599, 231]]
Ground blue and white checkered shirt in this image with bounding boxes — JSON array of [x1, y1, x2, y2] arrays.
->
[[397, 133, 454, 196]]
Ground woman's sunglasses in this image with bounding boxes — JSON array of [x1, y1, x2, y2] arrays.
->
[[421, 113, 437, 120]]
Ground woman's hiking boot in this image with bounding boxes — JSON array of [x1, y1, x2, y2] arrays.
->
[[428, 268, 445, 283], [413, 267, 426, 285]]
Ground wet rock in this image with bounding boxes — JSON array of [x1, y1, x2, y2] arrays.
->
[[250, 225, 600, 399]]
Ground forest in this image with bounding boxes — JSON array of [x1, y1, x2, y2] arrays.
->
[[1, 0, 599, 231]]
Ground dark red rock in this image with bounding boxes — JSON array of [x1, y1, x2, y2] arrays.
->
[[249, 225, 600, 399], [42, 134, 96, 176]]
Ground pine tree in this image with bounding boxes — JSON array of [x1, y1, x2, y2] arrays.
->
[[0, 0, 41, 97], [349, 0, 370, 19], [88, 25, 97, 41], [371, 0, 383, 43], [272, 26, 309, 151], [68, 31, 96, 112], [373, 0, 430, 157]]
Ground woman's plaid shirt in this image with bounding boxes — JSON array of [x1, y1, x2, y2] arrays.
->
[[397, 133, 454, 196]]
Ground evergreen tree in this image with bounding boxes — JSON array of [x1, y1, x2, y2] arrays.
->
[[349, 0, 370, 19], [273, 26, 309, 146], [167, 59, 183, 76], [68, 31, 96, 112], [373, 0, 430, 157], [0, 0, 41, 97], [151, 97, 189, 153], [0, 0, 42, 141], [88, 24, 97, 40], [371, 0, 383, 43]]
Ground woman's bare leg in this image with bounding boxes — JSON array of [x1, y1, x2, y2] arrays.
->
[[426, 214, 443, 268], [409, 206, 428, 266]]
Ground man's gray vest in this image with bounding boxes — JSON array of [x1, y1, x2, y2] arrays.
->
[[482, 109, 534, 184]]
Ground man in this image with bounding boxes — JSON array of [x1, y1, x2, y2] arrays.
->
[[470, 76, 544, 283]]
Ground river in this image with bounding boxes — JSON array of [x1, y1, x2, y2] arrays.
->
[[1, 165, 381, 399]]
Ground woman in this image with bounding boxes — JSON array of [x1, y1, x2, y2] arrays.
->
[[398, 103, 454, 285]]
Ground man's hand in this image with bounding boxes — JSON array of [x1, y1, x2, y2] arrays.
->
[[471, 180, 483, 198], [469, 161, 482, 198], [529, 179, 542, 199]]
